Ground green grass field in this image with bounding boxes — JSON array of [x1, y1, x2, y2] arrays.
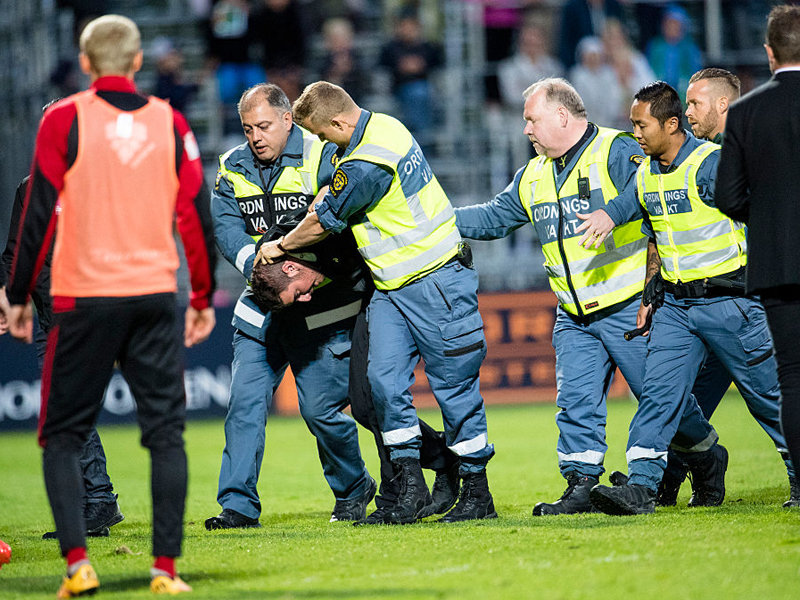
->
[[1, 395, 798, 599]]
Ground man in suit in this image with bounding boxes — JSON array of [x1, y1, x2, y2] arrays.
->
[[716, 4, 800, 507]]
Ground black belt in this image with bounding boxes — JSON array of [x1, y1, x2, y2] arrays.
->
[[663, 269, 745, 299]]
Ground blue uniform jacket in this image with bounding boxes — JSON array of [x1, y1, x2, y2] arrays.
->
[[454, 125, 642, 241], [212, 125, 360, 341]]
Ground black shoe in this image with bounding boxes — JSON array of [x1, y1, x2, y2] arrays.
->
[[205, 508, 262, 530], [440, 471, 498, 523], [353, 502, 394, 526], [42, 527, 110, 540], [590, 483, 656, 515], [331, 477, 377, 522], [784, 476, 799, 508], [85, 495, 124, 534], [533, 473, 598, 516], [386, 458, 432, 525], [609, 471, 629, 486], [421, 463, 460, 517], [657, 462, 689, 507], [685, 444, 728, 507], [42, 495, 124, 540]]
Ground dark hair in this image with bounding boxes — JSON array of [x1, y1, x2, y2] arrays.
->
[[249, 256, 319, 312], [634, 81, 682, 126], [688, 68, 741, 99], [250, 258, 291, 312], [767, 5, 800, 65]]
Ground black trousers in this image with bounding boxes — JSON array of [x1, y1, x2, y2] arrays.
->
[[761, 286, 800, 479], [348, 295, 455, 507], [40, 293, 187, 558], [35, 326, 116, 505]]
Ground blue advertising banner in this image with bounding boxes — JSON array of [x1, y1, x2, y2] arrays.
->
[[0, 306, 235, 432]]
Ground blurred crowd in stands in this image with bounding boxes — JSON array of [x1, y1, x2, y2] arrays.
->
[[44, 0, 776, 296]]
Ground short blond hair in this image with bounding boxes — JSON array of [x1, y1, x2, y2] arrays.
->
[[293, 81, 358, 126], [79, 15, 141, 76]]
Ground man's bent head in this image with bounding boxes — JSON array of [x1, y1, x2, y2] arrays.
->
[[250, 257, 325, 311]]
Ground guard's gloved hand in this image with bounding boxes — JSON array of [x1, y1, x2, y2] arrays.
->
[[642, 272, 664, 308]]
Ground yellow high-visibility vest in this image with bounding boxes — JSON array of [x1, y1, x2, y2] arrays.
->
[[338, 113, 459, 290], [217, 126, 325, 243], [519, 127, 647, 317], [637, 141, 747, 283]]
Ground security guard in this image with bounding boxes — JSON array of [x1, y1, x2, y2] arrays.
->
[[589, 81, 795, 515], [455, 77, 720, 516], [259, 81, 496, 524], [208, 83, 374, 529]]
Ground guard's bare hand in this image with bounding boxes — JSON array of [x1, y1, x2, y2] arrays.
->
[[185, 306, 215, 347], [576, 209, 615, 248], [256, 240, 285, 265], [9, 303, 33, 343], [635, 301, 653, 337]]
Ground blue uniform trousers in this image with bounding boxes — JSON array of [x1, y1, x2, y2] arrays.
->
[[367, 261, 495, 473], [553, 298, 715, 479], [628, 294, 794, 490], [217, 317, 369, 519]]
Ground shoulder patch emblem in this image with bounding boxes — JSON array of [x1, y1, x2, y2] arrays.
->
[[330, 168, 348, 197], [331, 152, 339, 166], [214, 170, 224, 190], [630, 155, 645, 165]]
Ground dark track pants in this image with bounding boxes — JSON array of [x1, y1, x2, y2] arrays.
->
[[39, 293, 187, 558]]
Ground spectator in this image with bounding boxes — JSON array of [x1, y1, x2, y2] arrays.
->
[[478, 0, 526, 103], [250, 0, 309, 102], [498, 21, 563, 109], [646, 5, 702, 101], [497, 20, 562, 169], [559, 0, 625, 70], [152, 37, 199, 114], [206, 0, 263, 106], [602, 18, 656, 129], [569, 36, 623, 128], [320, 18, 368, 105], [378, 8, 443, 138]]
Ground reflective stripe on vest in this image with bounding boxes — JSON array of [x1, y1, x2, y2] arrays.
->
[[519, 127, 647, 316], [217, 127, 324, 242], [339, 113, 459, 290], [636, 141, 747, 284]]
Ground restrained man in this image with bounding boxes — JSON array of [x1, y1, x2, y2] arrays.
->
[[588, 81, 795, 515], [258, 81, 497, 524], [248, 209, 461, 524], [455, 77, 722, 516], [208, 83, 374, 528]]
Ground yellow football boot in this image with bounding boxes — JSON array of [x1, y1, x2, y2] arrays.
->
[[56, 563, 99, 598], [150, 574, 192, 594]]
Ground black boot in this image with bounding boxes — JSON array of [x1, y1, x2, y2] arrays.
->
[[386, 458, 432, 524], [439, 470, 498, 523], [685, 444, 728, 507], [590, 483, 656, 515], [422, 462, 460, 517], [533, 473, 598, 516], [784, 476, 799, 508]]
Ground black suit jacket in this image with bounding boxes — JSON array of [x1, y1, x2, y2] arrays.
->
[[716, 70, 800, 295]]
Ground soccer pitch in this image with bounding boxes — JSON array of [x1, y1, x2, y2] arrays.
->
[[0, 395, 797, 599]]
